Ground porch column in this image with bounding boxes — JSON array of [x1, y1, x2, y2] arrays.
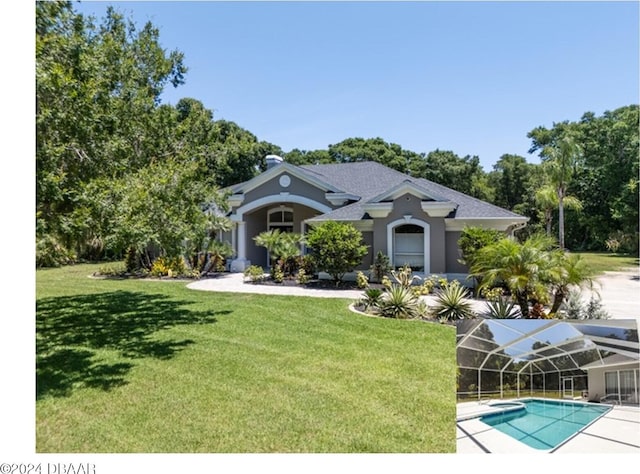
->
[[237, 221, 246, 260], [230, 220, 250, 272]]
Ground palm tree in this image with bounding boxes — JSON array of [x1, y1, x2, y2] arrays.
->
[[535, 184, 583, 237], [546, 251, 597, 316], [470, 234, 555, 318], [541, 135, 581, 249], [253, 229, 304, 274]]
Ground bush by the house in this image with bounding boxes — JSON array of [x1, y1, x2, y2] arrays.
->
[[244, 265, 266, 283], [306, 221, 368, 283]]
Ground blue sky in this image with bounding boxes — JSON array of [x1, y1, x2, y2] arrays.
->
[[72, 0, 640, 171]]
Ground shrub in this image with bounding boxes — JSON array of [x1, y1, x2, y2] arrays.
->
[[379, 285, 419, 319], [356, 271, 369, 289], [528, 302, 548, 319], [360, 288, 384, 312], [381, 275, 392, 290], [97, 262, 127, 277], [150, 256, 187, 278], [370, 251, 391, 283], [254, 229, 304, 276], [431, 281, 475, 321], [561, 289, 610, 319], [36, 235, 76, 267], [412, 277, 436, 296], [483, 297, 521, 319], [244, 265, 266, 283], [415, 299, 432, 320], [271, 262, 284, 284], [298, 254, 316, 277], [296, 268, 310, 285], [391, 264, 421, 288], [306, 221, 368, 283]]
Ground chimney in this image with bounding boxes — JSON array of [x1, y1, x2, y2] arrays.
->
[[265, 154, 284, 170]]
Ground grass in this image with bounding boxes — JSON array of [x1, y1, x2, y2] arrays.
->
[[36, 264, 456, 453], [573, 252, 639, 274]]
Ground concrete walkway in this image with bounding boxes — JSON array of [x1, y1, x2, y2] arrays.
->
[[187, 273, 491, 311], [187, 268, 640, 321]]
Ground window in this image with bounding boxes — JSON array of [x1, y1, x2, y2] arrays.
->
[[394, 224, 424, 271], [268, 207, 293, 233]]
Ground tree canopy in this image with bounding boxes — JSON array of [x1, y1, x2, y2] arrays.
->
[[36, 2, 639, 266]]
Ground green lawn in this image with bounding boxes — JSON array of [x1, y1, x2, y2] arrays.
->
[[573, 252, 639, 274], [36, 264, 455, 453]]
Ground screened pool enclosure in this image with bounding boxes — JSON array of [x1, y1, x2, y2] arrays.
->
[[457, 319, 640, 405]]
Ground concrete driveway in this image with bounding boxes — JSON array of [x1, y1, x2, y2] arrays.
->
[[585, 268, 640, 322]]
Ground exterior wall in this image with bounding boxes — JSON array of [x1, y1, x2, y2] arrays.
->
[[445, 230, 467, 274], [240, 172, 335, 211], [371, 193, 447, 273], [242, 203, 322, 268], [586, 362, 639, 402], [245, 207, 268, 267], [358, 231, 374, 271]]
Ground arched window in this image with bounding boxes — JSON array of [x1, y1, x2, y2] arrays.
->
[[268, 207, 294, 233], [393, 224, 425, 271]]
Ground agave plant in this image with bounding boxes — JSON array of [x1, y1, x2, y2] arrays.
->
[[379, 285, 419, 319], [483, 297, 521, 319], [431, 281, 476, 321], [360, 288, 384, 312], [390, 264, 422, 288]]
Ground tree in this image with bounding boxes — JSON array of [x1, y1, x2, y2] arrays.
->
[[209, 120, 283, 187], [79, 157, 224, 268], [488, 154, 535, 210], [470, 234, 556, 318], [542, 135, 581, 249], [306, 221, 369, 283], [534, 184, 582, 237], [37, 2, 187, 258], [283, 148, 333, 166], [253, 229, 304, 275], [327, 137, 423, 173], [545, 252, 596, 316], [411, 150, 489, 199]]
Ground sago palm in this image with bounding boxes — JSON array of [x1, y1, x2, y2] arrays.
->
[[470, 234, 555, 319]]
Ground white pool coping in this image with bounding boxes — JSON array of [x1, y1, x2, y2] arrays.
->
[[457, 399, 640, 453]]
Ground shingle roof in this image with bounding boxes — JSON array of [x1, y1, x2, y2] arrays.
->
[[299, 161, 524, 221], [229, 161, 525, 221]]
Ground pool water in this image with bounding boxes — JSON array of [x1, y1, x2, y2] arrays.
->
[[480, 399, 611, 450]]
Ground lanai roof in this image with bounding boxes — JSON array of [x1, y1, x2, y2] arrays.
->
[[457, 319, 640, 375]]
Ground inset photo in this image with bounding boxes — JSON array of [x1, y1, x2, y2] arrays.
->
[[456, 319, 640, 453]]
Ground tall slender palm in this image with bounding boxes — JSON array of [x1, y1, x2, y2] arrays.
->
[[542, 136, 581, 249], [535, 184, 583, 237]]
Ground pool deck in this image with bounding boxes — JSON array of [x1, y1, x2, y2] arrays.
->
[[457, 399, 640, 453]]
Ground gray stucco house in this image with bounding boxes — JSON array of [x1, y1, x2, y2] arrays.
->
[[222, 155, 528, 279]]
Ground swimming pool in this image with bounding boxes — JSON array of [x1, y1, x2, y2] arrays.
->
[[480, 399, 611, 450]]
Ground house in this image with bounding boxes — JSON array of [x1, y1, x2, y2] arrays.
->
[[221, 155, 528, 279], [582, 353, 640, 406]]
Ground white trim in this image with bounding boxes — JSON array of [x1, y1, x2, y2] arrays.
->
[[325, 192, 360, 206], [421, 201, 457, 217], [228, 194, 245, 207], [232, 194, 332, 220], [362, 202, 393, 218], [231, 162, 342, 195], [387, 218, 430, 273], [368, 180, 447, 203], [444, 217, 529, 232]]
